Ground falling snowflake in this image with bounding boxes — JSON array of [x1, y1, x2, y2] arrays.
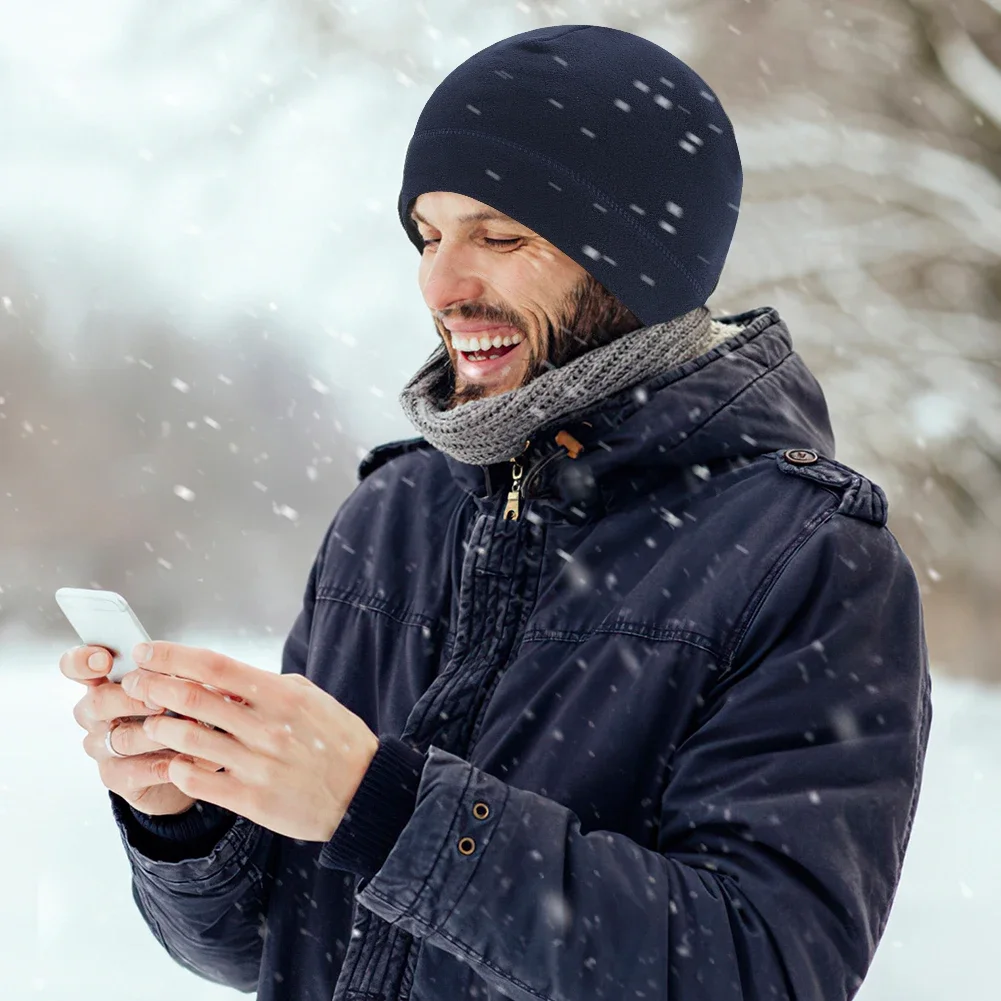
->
[[273, 502, 299, 522]]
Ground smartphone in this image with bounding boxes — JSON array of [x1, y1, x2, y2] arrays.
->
[[55, 587, 154, 684], [54, 587, 223, 731]]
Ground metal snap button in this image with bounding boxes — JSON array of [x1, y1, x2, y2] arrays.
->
[[784, 448, 819, 465], [457, 836, 476, 856], [472, 802, 490, 821]]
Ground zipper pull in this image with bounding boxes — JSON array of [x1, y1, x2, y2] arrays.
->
[[504, 460, 524, 520]]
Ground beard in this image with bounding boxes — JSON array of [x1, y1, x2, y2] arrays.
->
[[442, 274, 644, 408]]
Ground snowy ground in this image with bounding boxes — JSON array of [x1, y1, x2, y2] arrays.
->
[[0, 638, 997, 1000]]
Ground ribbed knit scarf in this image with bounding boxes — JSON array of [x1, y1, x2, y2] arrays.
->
[[399, 305, 739, 466]]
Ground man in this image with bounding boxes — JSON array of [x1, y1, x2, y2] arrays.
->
[[61, 25, 931, 1001]]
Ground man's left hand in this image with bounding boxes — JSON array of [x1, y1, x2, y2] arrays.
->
[[121, 642, 379, 842]]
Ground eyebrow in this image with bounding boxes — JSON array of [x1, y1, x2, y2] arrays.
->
[[410, 208, 516, 228]]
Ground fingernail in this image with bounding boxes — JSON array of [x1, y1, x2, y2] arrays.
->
[[144, 700, 163, 712], [88, 650, 109, 673], [121, 672, 136, 693], [133, 643, 153, 664]]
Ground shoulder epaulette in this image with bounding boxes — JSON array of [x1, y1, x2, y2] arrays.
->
[[358, 437, 433, 481], [774, 448, 888, 527]]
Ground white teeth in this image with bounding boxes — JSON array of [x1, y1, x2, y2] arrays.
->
[[451, 330, 525, 352]]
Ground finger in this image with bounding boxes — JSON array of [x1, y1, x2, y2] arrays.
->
[[73, 685, 164, 732], [83, 725, 222, 771], [81, 726, 146, 762], [105, 719, 169, 757], [167, 756, 243, 812], [105, 719, 223, 772], [143, 714, 256, 775], [60, 645, 113, 683], [131, 641, 265, 705], [101, 750, 180, 792], [122, 669, 257, 743]]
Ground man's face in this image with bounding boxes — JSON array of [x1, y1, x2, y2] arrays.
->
[[412, 191, 641, 405]]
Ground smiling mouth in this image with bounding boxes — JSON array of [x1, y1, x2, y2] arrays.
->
[[447, 325, 525, 368]]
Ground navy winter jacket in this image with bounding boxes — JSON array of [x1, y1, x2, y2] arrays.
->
[[110, 306, 931, 1001]]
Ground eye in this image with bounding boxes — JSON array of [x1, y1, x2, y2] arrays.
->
[[420, 236, 523, 251]]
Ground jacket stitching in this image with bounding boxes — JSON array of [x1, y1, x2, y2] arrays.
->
[[315, 584, 438, 630], [136, 820, 263, 887], [657, 353, 795, 462], [427, 781, 513, 932], [468, 524, 547, 751], [719, 507, 838, 674], [587, 314, 789, 451], [521, 623, 718, 653], [447, 526, 522, 748], [364, 786, 546, 999], [403, 517, 498, 737], [358, 894, 554, 1001], [391, 758, 477, 925]]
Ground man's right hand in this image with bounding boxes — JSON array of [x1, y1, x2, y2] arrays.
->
[[60, 644, 204, 817]]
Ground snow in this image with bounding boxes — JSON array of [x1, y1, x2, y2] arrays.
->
[[0, 639, 997, 999]]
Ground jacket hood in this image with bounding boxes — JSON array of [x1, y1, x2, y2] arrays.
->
[[441, 306, 836, 507]]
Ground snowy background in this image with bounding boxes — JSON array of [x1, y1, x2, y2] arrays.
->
[[0, 0, 999, 997]]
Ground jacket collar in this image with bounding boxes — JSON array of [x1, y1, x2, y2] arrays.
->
[[440, 306, 835, 515]]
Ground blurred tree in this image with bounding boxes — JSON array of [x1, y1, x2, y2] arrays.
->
[[0, 263, 357, 646]]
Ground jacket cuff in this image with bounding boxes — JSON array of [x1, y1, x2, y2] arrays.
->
[[320, 736, 427, 878], [111, 792, 235, 862]]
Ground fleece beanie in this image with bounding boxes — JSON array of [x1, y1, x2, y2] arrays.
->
[[397, 24, 742, 327]]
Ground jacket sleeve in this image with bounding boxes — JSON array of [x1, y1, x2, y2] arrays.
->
[[353, 512, 932, 1001], [110, 534, 328, 992]]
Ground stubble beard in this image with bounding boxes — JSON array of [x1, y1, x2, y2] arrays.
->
[[440, 274, 644, 409]]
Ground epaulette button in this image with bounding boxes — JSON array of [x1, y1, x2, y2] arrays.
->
[[784, 448, 819, 466]]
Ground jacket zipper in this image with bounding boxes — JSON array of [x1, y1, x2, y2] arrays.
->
[[503, 441, 575, 521], [503, 459, 524, 520]]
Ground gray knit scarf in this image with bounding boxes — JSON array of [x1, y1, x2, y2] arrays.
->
[[399, 305, 740, 466]]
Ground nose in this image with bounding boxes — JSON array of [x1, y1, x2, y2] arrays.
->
[[419, 240, 485, 314]]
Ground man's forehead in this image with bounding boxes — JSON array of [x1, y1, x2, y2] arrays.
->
[[410, 192, 520, 227]]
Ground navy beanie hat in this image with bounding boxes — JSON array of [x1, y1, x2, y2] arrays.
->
[[398, 24, 742, 327]]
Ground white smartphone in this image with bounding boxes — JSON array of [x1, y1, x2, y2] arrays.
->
[[55, 587, 153, 684]]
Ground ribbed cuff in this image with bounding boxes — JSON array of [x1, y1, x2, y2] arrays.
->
[[321, 736, 427, 878], [112, 792, 235, 862]]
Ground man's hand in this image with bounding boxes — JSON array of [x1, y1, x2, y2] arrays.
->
[[60, 645, 205, 817], [121, 642, 380, 842]]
